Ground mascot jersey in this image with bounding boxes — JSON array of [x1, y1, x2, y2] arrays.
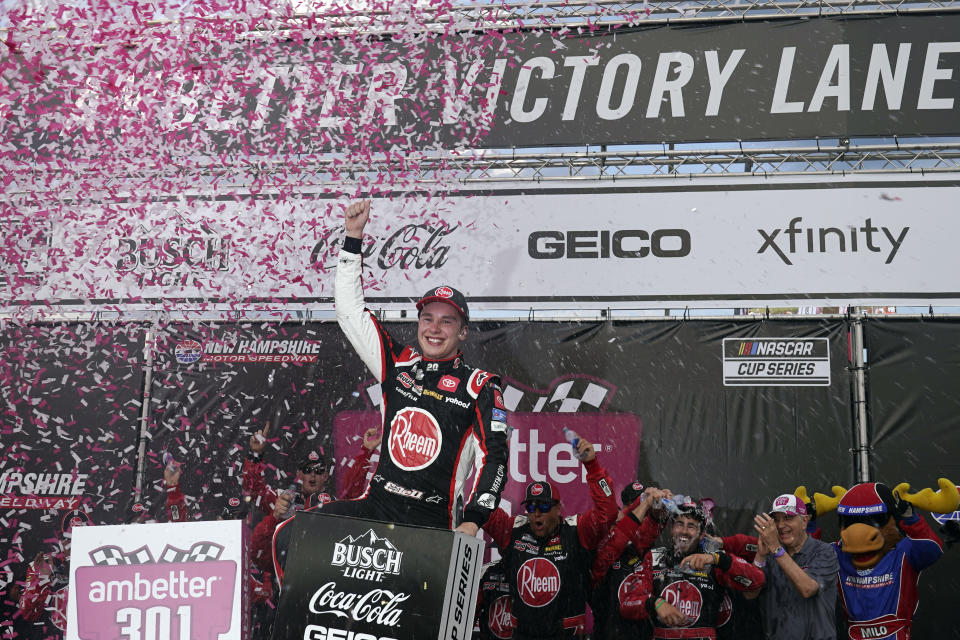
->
[[835, 511, 943, 639]]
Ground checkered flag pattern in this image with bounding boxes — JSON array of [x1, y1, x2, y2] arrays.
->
[[501, 377, 613, 413], [90, 545, 128, 566], [125, 546, 155, 565], [159, 541, 225, 564]]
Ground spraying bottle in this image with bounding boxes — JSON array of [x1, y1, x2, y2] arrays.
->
[[562, 427, 583, 460]]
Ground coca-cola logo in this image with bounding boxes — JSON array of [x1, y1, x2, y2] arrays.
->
[[435, 286, 453, 298], [311, 223, 458, 272], [388, 408, 442, 471], [488, 595, 514, 639], [309, 581, 409, 627], [517, 558, 560, 608], [661, 580, 703, 627]]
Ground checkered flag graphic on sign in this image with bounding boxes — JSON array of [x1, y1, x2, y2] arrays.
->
[[90, 545, 128, 566], [501, 377, 614, 413], [125, 546, 155, 565], [159, 541, 225, 564]]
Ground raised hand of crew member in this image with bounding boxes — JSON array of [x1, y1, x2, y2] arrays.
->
[[754, 512, 779, 555], [362, 427, 382, 451], [655, 599, 687, 627], [163, 463, 182, 487], [249, 421, 270, 455], [344, 200, 371, 239], [273, 492, 292, 520], [576, 438, 596, 463], [631, 487, 667, 519]]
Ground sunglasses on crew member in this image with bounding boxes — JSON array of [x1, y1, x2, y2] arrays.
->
[[299, 463, 328, 475], [524, 501, 556, 514]]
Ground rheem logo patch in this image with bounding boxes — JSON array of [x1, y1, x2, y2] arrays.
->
[[488, 595, 514, 639], [389, 408, 442, 471], [517, 558, 560, 608], [662, 580, 703, 627]]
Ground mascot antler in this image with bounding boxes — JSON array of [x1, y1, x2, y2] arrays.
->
[[795, 485, 848, 516], [892, 478, 960, 514]]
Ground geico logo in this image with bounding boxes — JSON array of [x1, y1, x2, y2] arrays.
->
[[528, 230, 690, 259], [87, 571, 220, 602], [304, 625, 397, 640], [332, 543, 403, 574]]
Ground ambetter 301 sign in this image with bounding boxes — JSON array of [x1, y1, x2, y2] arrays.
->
[[66, 520, 245, 640]]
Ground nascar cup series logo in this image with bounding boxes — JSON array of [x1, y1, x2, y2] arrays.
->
[[388, 408, 441, 471], [662, 580, 703, 627], [517, 558, 560, 608]]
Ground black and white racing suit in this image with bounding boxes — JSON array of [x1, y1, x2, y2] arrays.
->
[[325, 243, 510, 529]]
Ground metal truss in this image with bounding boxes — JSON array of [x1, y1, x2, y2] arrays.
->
[[271, 0, 960, 35]]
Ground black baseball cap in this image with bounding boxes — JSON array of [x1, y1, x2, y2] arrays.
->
[[523, 481, 560, 505], [621, 482, 645, 506], [416, 285, 469, 322], [298, 450, 331, 473]]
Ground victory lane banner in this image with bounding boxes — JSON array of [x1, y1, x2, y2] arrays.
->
[[67, 520, 247, 640], [6, 13, 960, 153], [274, 511, 482, 640]]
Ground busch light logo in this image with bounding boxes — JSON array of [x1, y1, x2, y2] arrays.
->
[[74, 542, 236, 640], [331, 529, 403, 583], [388, 408, 441, 471], [516, 558, 560, 608], [175, 340, 204, 364]]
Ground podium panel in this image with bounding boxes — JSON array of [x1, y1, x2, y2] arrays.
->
[[274, 511, 483, 640], [66, 520, 248, 640]]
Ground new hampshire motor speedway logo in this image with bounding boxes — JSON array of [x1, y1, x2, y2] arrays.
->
[[174, 337, 323, 364], [73, 541, 236, 640]]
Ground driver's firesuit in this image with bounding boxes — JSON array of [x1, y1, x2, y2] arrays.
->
[[326, 243, 510, 529], [482, 459, 619, 639], [597, 510, 765, 640]]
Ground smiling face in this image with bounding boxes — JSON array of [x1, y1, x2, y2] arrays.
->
[[672, 515, 702, 555], [417, 301, 466, 361], [772, 511, 808, 552]]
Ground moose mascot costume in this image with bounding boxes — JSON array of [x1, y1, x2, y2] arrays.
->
[[818, 478, 958, 640]]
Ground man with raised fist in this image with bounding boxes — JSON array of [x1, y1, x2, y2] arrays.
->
[[482, 435, 619, 639], [326, 200, 510, 536]]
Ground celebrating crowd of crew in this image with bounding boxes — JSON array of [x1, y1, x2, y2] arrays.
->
[[7, 200, 950, 640]]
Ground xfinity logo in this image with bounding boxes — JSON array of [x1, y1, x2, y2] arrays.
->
[[528, 230, 690, 259], [757, 217, 909, 265]]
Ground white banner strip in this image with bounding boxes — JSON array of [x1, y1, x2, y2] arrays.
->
[[3, 174, 958, 310]]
